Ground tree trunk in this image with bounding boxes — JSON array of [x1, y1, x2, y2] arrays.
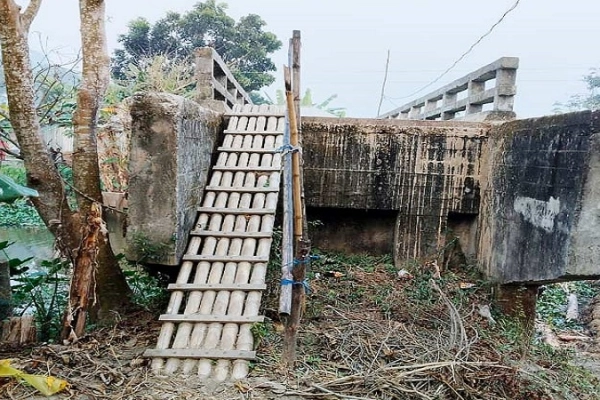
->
[[0, 0, 81, 257], [72, 0, 131, 323], [0, 261, 11, 321]]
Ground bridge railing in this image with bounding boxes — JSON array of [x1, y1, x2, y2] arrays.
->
[[195, 47, 253, 111], [379, 57, 518, 121]]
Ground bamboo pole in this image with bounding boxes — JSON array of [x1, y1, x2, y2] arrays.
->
[[284, 67, 304, 244], [291, 30, 301, 130], [282, 65, 308, 366]]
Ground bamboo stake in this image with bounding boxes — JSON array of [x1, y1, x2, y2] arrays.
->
[[290, 30, 301, 130], [282, 65, 309, 366], [284, 67, 304, 244]]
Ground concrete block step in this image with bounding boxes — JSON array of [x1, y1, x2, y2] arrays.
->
[[196, 207, 276, 215], [189, 230, 273, 238], [223, 130, 283, 135], [211, 166, 280, 172], [167, 283, 267, 291], [181, 254, 269, 263], [144, 349, 257, 360], [204, 186, 278, 193], [217, 147, 279, 153], [158, 314, 264, 323], [225, 112, 284, 117]]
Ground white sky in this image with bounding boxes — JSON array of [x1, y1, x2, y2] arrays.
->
[[22, 0, 600, 118]]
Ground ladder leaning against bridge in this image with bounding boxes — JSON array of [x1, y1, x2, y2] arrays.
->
[[144, 103, 286, 380]]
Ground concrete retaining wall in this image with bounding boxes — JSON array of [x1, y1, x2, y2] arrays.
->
[[302, 117, 488, 262], [126, 92, 223, 265], [478, 110, 600, 283]]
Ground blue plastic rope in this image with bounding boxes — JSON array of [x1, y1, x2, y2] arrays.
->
[[280, 278, 311, 293], [276, 144, 301, 154], [293, 255, 321, 266]]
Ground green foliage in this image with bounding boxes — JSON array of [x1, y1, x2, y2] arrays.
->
[[250, 322, 270, 350], [130, 232, 173, 263], [111, 56, 198, 102], [0, 240, 32, 276], [265, 88, 347, 117], [536, 282, 598, 331], [554, 68, 600, 112], [0, 198, 43, 226], [0, 165, 41, 226], [311, 251, 394, 274], [0, 164, 26, 185], [11, 257, 70, 342], [112, 1, 282, 92], [249, 91, 270, 105], [0, 240, 32, 319], [121, 264, 167, 311]]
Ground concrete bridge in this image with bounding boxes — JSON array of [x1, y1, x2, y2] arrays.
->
[[111, 48, 599, 288], [105, 42, 600, 379]]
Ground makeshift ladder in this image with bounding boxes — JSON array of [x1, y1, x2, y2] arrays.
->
[[144, 104, 285, 380]]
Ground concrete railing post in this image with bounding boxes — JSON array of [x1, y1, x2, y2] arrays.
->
[[408, 105, 421, 119], [494, 67, 517, 112], [195, 48, 214, 104], [194, 47, 253, 112], [441, 92, 457, 120], [425, 99, 437, 114], [466, 80, 485, 115]]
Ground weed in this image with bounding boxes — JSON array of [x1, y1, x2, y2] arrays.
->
[[304, 354, 322, 365], [537, 281, 598, 331], [129, 232, 173, 263], [11, 257, 70, 342], [118, 256, 168, 311], [251, 322, 271, 349]]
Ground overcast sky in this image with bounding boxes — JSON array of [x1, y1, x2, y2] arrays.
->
[[23, 0, 600, 118]]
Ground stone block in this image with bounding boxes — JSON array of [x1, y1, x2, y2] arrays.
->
[[126, 92, 223, 265]]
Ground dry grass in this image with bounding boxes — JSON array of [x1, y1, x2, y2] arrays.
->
[[2, 255, 600, 399]]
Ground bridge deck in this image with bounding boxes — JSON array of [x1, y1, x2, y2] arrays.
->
[[144, 104, 285, 380]]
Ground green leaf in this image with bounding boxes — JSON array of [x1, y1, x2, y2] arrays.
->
[[8, 257, 33, 269], [0, 174, 38, 203]]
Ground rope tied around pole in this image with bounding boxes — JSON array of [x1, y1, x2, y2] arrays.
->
[[293, 255, 320, 265], [281, 278, 311, 293], [277, 144, 302, 156]]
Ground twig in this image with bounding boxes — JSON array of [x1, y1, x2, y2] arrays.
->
[[310, 384, 376, 400]]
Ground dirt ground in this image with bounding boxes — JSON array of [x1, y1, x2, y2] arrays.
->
[[2, 258, 600, 399]]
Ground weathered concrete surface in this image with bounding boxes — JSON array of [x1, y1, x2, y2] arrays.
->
[[302, 117, 488, 262], [478, 110, 600, 283], [307, 208, 397, 255], [127, 92, 222, 265]]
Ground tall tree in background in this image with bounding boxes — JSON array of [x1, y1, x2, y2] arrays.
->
[[554, 68, 600, 112], [111, 0, 281, 92], [0, 0, 130, 332]]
